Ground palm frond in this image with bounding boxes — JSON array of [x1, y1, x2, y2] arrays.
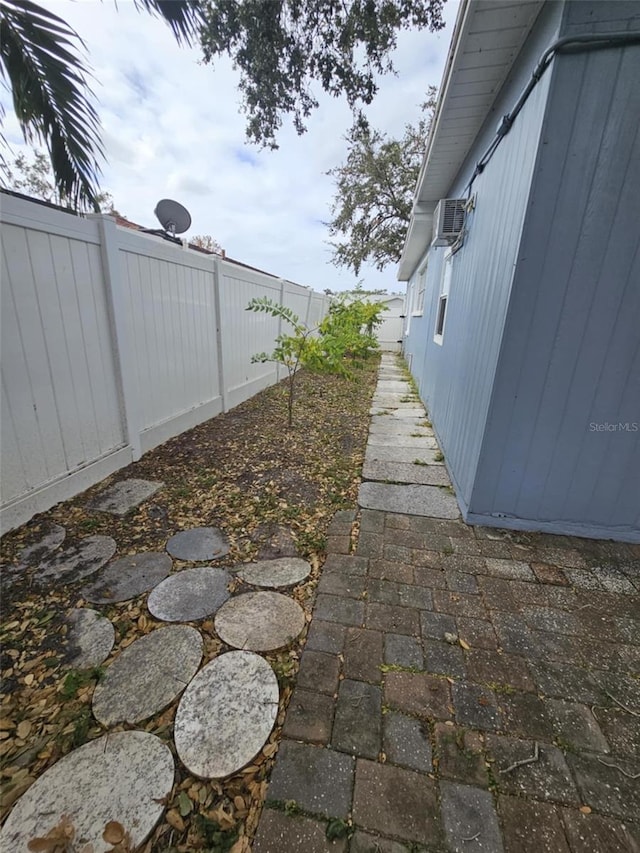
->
[[0, 0, 104, 210], [133, 0, 204, 46]]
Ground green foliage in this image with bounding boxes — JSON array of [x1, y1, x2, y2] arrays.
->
[[311, 295, 386, 373], [200, 1, 444, 148], [326, 818, 351, 840], [0, 1, 201, 210], [247, 297, 313, 428], [327, 89, 437, 274], [193, 814, 238, 852], [60, 666, 104, 699], [246, 295, 384, 427]]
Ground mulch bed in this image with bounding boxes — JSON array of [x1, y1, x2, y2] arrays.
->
[[0, 357, 379, 852]]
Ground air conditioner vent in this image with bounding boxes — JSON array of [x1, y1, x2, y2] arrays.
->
[[432, 198, 466, 246]]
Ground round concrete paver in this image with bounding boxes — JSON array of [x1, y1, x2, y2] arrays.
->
[[17, 523, 66, 568], [237, 557, 310, 589], [215, 592, 305, 651], [0, 731, 174, 853], [147, 567, 232, 622], [37, 535, 117, 584], [175, 651, 278, 778], [64, 608, 115, 669], [83, 552, 172, 604], [166, 527, 229, 561], [92, 625, 203, 725]]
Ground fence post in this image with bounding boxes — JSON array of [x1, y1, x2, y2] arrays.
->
[[213, 256, 228, 412], [277, 278, 287, 382], [90, 214, 142, 461], [305, 287, 313, 328]]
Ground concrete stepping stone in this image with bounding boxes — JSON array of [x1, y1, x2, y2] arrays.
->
[[92, 625, 202, 725], [359, 482, 460, 519], [147, 567, 232, 622], [215, 592, 305, 651], [83, 552, 172, 603], [166, 526, 230, 561], [0, 731, 173, 853], [175, 650, 278, 778], [365, 446, 443, 465], [237, 557, 311, 588], [17, 522, 66, 568], [363, 460, 451, 487], [369, 421, 431, 435], [64, 608, 115, 669], [367, 434, 438, 449], [3, 523, 67, 588], [89, 478, 163, 515], [37, 535, 117, 584]]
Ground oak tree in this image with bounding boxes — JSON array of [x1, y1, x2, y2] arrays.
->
[[326, 87, 437, 275]]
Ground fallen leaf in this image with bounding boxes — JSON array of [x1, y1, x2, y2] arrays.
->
[[177, 791, 192, 817], [102, 821, 125, 844], [580, 806, 592, 814], [459, 638, 470, 650], [165, 810, 185, 832]]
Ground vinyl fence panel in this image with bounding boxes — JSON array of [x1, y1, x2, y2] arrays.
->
[[0, 194, 327, 532]]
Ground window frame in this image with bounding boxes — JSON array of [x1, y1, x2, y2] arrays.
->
[[413, 259, 428, 316], [434, 249, 453, 345]]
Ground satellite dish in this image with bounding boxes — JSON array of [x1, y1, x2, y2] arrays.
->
[[154, 199, 192, 236]]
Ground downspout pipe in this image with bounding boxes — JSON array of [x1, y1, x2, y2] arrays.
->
[[465, 31, 640, 195]]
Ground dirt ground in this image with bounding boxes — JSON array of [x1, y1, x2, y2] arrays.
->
[[0, 358, 379, 852]]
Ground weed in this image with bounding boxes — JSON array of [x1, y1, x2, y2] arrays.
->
[[60, 666, 105, 699], [326, 819, 351, 840], [442, 544, 454, 556], [284, 800, 300, 817], [78, 518, 101, 532], [297, 530, 327, 555], [70, 707, 92, 748], [554, 736, 579, 754], [413, 459, 429, 466], [434, 450, 445, 462], [484, 681, 516, 695], [379, 663, 423, 674], [193, 814, 238, 852], [270, 656, 297, 685]]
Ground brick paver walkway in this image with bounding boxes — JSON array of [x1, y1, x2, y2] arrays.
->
[[253, 357, 640, 853]]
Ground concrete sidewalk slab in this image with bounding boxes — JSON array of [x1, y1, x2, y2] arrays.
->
[[359, 482, 460, 519]]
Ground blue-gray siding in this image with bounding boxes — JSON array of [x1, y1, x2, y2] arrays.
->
[[404, 1, 563, 508], [470, 1, 640, 539]]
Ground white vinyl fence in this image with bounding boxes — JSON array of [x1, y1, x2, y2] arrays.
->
[[0, 193, 330, 533]]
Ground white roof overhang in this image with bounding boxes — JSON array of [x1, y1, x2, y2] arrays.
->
[[397, 0, 544, 280]]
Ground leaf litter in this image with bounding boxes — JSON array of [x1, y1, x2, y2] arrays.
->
[[0, 362, 378, 850]]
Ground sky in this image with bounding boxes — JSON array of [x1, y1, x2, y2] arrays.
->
[[1, 1, 459, 294]]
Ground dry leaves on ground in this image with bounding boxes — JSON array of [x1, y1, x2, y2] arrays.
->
[[0, 360, 379, 851]]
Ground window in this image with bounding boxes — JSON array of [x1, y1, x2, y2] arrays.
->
[[414, 261, 428, 315], [434, 250, 452, 345]]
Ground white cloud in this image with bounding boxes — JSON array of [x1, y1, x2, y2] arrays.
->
[[1, 0, 458, 293]]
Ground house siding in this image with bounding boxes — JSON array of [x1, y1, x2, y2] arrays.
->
[[469, 1, 640, 540], [404, 1, 563, 507]]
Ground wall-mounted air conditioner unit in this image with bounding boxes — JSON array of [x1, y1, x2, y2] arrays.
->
[[432, 198, 466, 246]]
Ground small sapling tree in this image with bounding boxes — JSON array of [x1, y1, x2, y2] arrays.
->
[[246, 297, 317, 428], [247, 294, 386, 427]]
